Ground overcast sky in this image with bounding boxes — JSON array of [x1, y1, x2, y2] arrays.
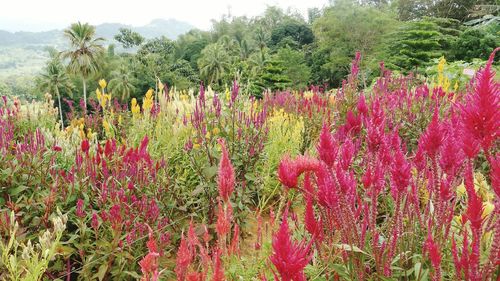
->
[[0, 0, 329, 32]]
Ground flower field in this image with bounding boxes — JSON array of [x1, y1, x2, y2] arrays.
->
[[0, 49, 499, 280]]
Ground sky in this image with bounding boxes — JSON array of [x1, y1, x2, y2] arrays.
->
[[0, 0, 329, 32]]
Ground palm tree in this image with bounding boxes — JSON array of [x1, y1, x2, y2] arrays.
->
[[62, 22, 104, 114], [36, 56, 73, 126], [109, 65, 137, 102], [198, 43, 230, 86]]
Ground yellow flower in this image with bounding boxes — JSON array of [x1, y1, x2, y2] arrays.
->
[[96, 88, 102, 100], [193, 143, 201, 149], [158, 79, 164, 91], [205, 131, 211, 139], [131, 98, 141, 117], [456, 182, 466, 196], [103, 119, 110, 132], [143, 89, 154, 111], [99, 79, 107, 89], [213, 127, 220, 135], [118, 115, 122, 125], [303, 91, 314, 100], [86, 128, 93, 139], [454, 81, 459, 92], [145, 89, 154, 100], [482, 201, 494, 218], [329, 94, 336, 106]]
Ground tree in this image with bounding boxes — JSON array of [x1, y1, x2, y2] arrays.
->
[[452, 26, 499, 61], [385, 19, 445, 72], [175, 29, 210, 71], [198, 43, 231, 87], [270, 21, 314, 49], [397, 0, 498, 21], [36, 56, 73, 126], [251, 57, 291, 97], [114, 28, 144, 49], [109, 64, 137, 102], [276, 47, 311, 89], [62, 22, 104, 114], [313, 3, 398, 86]]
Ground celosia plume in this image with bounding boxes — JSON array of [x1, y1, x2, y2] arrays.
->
[[217, 139, 235, 202], [270, 209, 312, 281]]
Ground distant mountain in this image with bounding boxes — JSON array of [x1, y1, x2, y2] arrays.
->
[[0, 19, 195, 46]]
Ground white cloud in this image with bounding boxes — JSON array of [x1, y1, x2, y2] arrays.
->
[[0, 0, 329, 32]]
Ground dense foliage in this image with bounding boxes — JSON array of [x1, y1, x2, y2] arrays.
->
[[0, 1, 499, 280], [1, 47, 499, 280]]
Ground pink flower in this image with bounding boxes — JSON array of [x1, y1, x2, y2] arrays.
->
[[139, 252, 159, 281], [424, 232, 441, 279], [212, 248, 225, 281], [460, 48, 500, 158], [278, 155, 319, 189], [270, 210, 312, 281], [52, 145, 62, 152], [216, 202, 230, 238], [317, 123, 337, 167], [278, 155, 299, 189], [76, 199, 85, 218], [464, 163, 484, 231], [419, 108, 443, 159], [217, 139, 235, 202], [175, 234, 192, 281], [91, 212, 99, 232]]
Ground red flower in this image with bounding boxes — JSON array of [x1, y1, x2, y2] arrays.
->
[[52, 145, 62, 152], [270, 210, 312, 281], [81, 139, 90, 153], [424, 233, 441, 270], [217, 139, 235, 202], [175, 234, 192, 281], [216, 202, 230, 238], [139, 252, 159, 281], [212, 248, 225, 281]]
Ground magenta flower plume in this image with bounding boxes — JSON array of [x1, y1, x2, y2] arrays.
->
[[278, 155, 319, 189], [419, 107, 443, 159], [278, 155, 299, 189], [317, 123, 338, 167], [81, 139, 90, 154], [424, 232, 441, 280], [270, 210, 312, 281], [217, 139, 235, 202], [460, 48, 500, 158]]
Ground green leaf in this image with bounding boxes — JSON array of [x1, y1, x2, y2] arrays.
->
[[331, 264, 351, 280], [8, 185, 29, 196], [202, 165, 218, 179], [95, 263, 108, 281]]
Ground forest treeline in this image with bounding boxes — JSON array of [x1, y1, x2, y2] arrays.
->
[[2, 0, 499, 105]]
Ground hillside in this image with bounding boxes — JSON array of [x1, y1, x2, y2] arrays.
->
[[0, 18, 195, 46], [0, 18, 195, 83]]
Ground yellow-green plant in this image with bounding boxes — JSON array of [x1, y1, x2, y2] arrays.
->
[[0, 210, 67, 281], [259, 108, 304, 209]]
